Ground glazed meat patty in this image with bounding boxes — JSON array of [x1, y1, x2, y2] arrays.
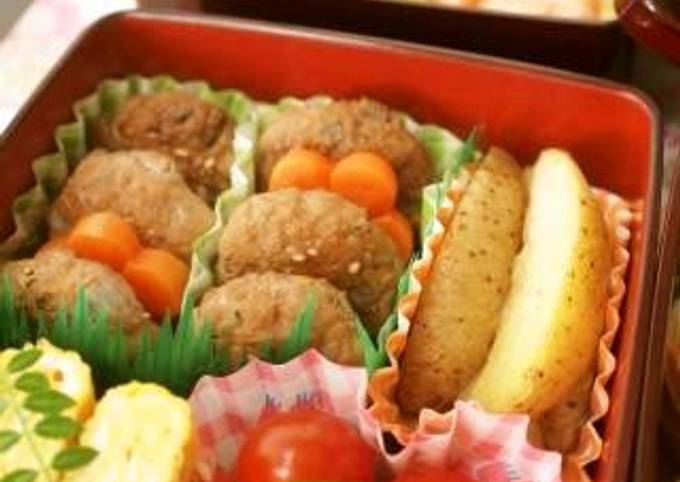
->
[[195, 272, 363, 368], [217, 189, 404, 335], [4, 249, 149, 338], [96, 91, 234, 203], [257, 98, 433, 218], [51, 149, 214, 260]]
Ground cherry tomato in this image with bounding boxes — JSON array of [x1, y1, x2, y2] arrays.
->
[[393, 466, 475, 482], [235, 409, 376, 482]]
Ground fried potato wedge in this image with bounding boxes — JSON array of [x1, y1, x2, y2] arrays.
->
[[465, 149, 611, 417], [398, 147, 527, 415], [538, 365, 595, 453]]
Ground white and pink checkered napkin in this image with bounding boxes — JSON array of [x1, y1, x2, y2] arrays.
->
[[189, 349, 562, 482]]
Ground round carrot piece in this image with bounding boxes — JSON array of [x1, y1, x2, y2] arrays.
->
[[269, 148, 334, 191], [330, 151, 398, 217], [122, 248, 189, 320], [66, 212, 141, 271], [373, 210, 414, 260]]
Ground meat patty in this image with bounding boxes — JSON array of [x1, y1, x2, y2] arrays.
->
[[217, 189, 404, 335], [195, 272, 363, 368], [51, 149, 214, 260], [95, 91, 234, 203], [257, 98, 433, 219], [4, 249, 149, 338]]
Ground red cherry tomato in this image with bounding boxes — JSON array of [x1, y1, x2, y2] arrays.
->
[[393, 466, 475, 482], [235, 409, 376, 482]]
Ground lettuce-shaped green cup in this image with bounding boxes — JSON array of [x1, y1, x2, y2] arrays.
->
[[0, 76, 257, 316], [195, 95, 475, 371]]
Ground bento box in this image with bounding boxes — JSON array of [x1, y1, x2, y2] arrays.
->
[[200, 0, 626, 75], [634, 161, 680, 482], [0, 10, 660, 482], [619, 0, 680, 65]]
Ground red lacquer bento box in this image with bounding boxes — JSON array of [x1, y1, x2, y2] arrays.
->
[[0, 11, 660, 482]]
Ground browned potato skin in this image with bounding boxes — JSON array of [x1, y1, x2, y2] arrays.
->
[[538, 367, 595, 453], [195, 272, 363, 368], [3, 249, 149, 338], [216, 189, 404, 335], [257, 98, 433, 219], [397, 148, 527, 415], [95, 91, 234, 204], [464, 149, 612, 418], [52, 149, 215, 261]]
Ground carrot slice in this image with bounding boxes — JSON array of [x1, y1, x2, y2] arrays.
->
[[122, 248, 189, 320], [373, 210, 414, 260], [330, 151, 398, 217], [269, 148, 334, 191], [66, 212, 141, 271]]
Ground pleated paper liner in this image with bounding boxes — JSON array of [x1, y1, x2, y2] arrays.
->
[[562, 190, 636, 481], [366, 166, 635, 482], [190, 349, 562, 482]]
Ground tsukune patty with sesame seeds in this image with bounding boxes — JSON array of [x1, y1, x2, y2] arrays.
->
[[256, 98, 433, 222], [3, 248, 150, 340], [216, 189, 405, 335], [51, 149, 214, 261], [95, 91, 234, 204], [194, 272, 363, 368]]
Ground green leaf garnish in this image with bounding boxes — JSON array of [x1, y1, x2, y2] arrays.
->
[[14, 372, 50, 393], [356, 260, 411, 374], [0, 469, 37, 482], [7, 350, 42, 374], [0, 282, 227, 397], [0, 430, 20, 452], [51, 446, 98, 471], [258, 295, 317, 365], [438, 128, 479, 205], [355, 317, 381, 373], [0, 345, 97, 480], [258, 339, 275, 363], [35, 416, 81, 439], [24, 390, 75, 415], [275, 295, 316, 364], [0, 278, 30, 348], [130, 297, 228, 395]]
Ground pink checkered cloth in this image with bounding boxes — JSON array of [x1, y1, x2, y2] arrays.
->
[[189, 350, 562, 482]]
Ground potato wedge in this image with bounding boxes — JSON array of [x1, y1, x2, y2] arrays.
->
[[538, 365, 595, 453], [398, 147, 527, 415], [464, 149, 611, 417]]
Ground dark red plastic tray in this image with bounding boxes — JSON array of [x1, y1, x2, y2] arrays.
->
[[0, 11, 661, 482]]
